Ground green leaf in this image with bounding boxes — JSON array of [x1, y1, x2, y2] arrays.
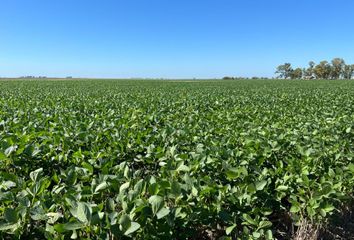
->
[[1, 181, 16, 189], [4, 146, 16, 156], [54, 222, 85, 233], [252, 231, 261, 238], [71, 230, 78, 239], [148, 195, 164, 215], [226, 167, 247, 180], [133, 179, 145, 193], [290, 205, 301, 213], [95, 181, 108, 193], [119, 182, 130, 193], [0, 152, 7, 160], [30, 206, 47, 221], [119, 214, 131, 230], [242, 213, 257, 226], [255, 180, 267, 191], [346, 127, 351, 133], [156, 207, 170, 219], [258, 220, 272, 229], [247, 183, 257, 193], [76, 202, 92, 224], [348, 164, 354, 173], [0, 221, 20, 231], [225, 224, 236, 235], [276, 185, 288, 191], [30, 168, 43, 182], [46, 212, 63, 224], [177, 164, 190, 172], [35, 178, 51, 195], [171, 181, 181, 196], [124, 222, 140, 235], [4, 209, 18, 223], [306, 206, 316, 217], [323, 203, 335, 213], [82, 162, 93, 174], [266, 230, 274, 240], [226, 168, 238, 179]]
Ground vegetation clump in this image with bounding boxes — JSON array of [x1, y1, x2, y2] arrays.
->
[[276, 58, 354, 79]]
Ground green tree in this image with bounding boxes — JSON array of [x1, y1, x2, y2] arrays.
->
[[330, 58, 345, 79], [303, 61, 316, 79], [275, 63, 293, 79], [343, 64, 354, 79], [290, 68, 303, 79], [314, 61, 331, 79]]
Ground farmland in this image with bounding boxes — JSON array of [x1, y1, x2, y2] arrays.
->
[[1, 79, 354, 239]]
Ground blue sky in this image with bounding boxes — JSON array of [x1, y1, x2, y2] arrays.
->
[[1, 0, 354, 78]]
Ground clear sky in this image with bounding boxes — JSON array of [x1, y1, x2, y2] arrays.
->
[[1, 0, 354, 78]]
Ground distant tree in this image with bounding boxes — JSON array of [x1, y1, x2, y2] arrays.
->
[[303, 61, 316, 79], [330, 58, 345, 79], [275, 59, 354, 80], [290, 68, 303, 79], [222, 76, 234, 80], [275, 63, 293, 79], [343, 64, 354, 79], [313, 61, 331, 79]]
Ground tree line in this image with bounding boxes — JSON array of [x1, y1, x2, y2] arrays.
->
[[276, 58, 354, 79]]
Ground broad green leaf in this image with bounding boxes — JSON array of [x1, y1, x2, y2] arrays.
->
[[177, 164, 190, 172], [82, 162, 93, 174], [242, 213, 257, 226], [124, 222, 140, 235], [156, 207, 170, 219], [258, 220, 272, 229], [4, 209, 18, 223], [95, 181, 108, 193], [1, 181, 16, 189], [225, 224, 236, 235], [255, 180, 267, 191], [119, 214, 131, 230], [71, 230, 78, 239], [30, 168, 43, 182], [266, 230, 274, 240], [4, 146, 17, 156], [119, 182, 130, 193], [348, 164, 354, 173], [46, 212, 63, 224], [76, 202, 92, 224], [226, 168, 238, 179], [247, 183, 257, 193], [148, 195, 164, 215], [54, 222, 85, 233], [276, 185, 288, 191], [0, 152, 7, 160], [290, 205, 301, 213], [252, 231, 261, 238], [306, 206, 316, 217], [0, 221, 20, 231], [323, 203, 335, 213], [171, 181, 181, 196]]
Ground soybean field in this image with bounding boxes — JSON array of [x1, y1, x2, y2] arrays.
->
[[1, 79, 354, 239]]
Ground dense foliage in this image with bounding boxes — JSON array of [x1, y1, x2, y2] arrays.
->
[[276, 58, 354, 80], [0, 79, 354, 239]]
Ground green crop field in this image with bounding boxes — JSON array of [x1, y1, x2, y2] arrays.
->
[[1, 79, 354, 239]]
